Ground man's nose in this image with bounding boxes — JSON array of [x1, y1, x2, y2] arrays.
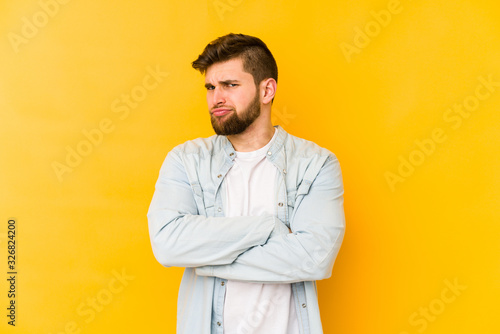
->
[[212, 87, 226, 106]]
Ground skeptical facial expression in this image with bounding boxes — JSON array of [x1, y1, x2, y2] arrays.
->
[[205, 58, 261, 136]]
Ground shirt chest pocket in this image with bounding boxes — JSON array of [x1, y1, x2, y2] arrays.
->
[[190, 182, 216, 217]]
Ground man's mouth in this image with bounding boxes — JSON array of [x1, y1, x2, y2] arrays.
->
[[211, 108, 233, 117]]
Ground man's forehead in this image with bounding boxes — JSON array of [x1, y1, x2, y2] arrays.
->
[[205, 58, 251, 81]]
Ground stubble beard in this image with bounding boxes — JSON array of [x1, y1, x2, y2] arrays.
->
[[210, 92, 261, 136]]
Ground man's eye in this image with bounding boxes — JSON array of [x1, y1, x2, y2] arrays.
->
[[227, 83, 237, 87], [206, 86, 215, 90]]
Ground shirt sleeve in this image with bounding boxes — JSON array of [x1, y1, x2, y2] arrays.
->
[[195, 155, 346, 283], [147, 148, 289, 268]]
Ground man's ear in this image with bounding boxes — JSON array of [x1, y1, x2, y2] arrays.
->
[[260, 78, 277, 104]]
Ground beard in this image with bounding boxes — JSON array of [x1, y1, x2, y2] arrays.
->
[[210, 92, 261, 136]]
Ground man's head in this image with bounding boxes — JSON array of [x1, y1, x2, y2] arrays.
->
[[192, 33, 278, 87], [192, 34, 278, 136]]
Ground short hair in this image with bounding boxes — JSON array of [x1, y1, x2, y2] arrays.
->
[[192, 33, 278, 86]]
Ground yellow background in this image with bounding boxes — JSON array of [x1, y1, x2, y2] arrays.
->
[[1, 0, 499, 333]]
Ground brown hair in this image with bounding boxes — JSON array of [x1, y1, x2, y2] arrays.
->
[[192, 33, 278, 86]]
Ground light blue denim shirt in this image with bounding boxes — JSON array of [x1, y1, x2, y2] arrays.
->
[[148, 125, 346, 334]]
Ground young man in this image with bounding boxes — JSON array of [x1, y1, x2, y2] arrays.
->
[[148, 33, 346, 334]]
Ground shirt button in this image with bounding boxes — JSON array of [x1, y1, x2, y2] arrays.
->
[[218, 207, 222, 212], [267, 151, 272, 156], [283, 169, 287, 174], [229, 152, 234, 156], [217, 321, 221, 326], [302, 303, 307, 308], [221, 281, 225, 286], [278, 202, 284, 207], [217, 174, 222, 178]]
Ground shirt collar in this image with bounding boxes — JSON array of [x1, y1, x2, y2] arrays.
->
[[220, 125, 286, 159]]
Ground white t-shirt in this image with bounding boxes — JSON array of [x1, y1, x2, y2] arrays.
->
[[223, 129, 299, 334]]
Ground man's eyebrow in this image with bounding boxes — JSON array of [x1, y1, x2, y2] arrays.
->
[[204, 80, 240, 88]]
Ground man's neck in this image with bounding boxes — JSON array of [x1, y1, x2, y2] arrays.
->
[[227, 122, 275, 152]]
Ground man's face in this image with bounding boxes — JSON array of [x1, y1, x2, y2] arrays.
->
[[205, 58, 261, 136]]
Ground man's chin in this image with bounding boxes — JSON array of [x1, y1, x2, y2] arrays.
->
[[212, 128, 243, 136], [212, 124, 246, 136], [211, 116, 233, 135]]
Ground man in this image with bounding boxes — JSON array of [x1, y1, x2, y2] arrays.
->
[[148, 33, 345, 334]]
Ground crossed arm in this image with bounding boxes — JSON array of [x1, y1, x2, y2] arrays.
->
[[147, 149, 345, 283]]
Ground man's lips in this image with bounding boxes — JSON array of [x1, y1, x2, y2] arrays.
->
[[211, 108, 233, 117]]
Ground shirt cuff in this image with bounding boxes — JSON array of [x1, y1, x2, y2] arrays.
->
[[195, 265, 214, 277], [268, 216, 290, 240]]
